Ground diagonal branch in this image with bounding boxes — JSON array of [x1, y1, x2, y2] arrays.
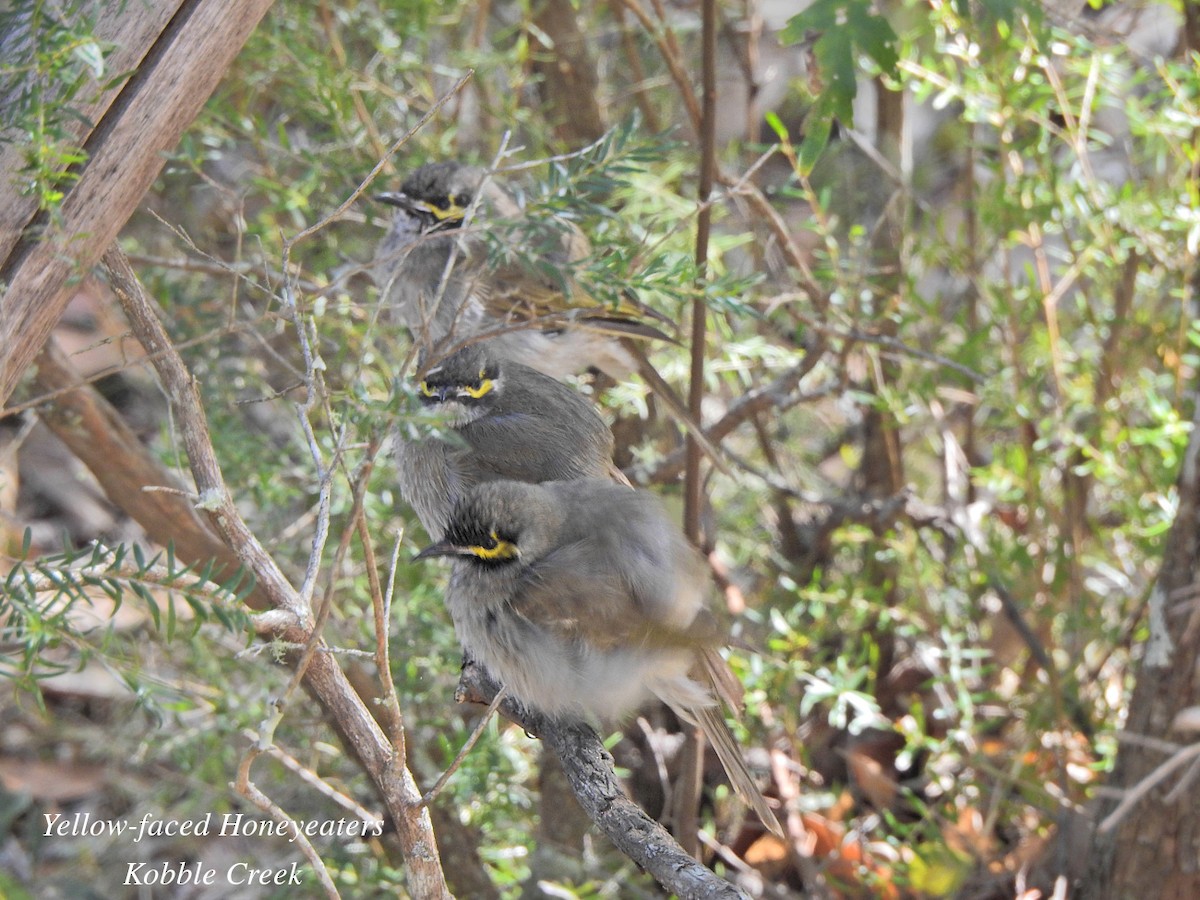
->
[[456, 661, 749, 900], [29, 337, 272, 609], [101, 247, 453, 900]]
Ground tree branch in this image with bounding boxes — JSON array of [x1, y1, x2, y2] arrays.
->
[[29, 337, 272, 609], [101, 247, 453, 900], [456, 661, 749, 900], [0, 0, 275, 406]]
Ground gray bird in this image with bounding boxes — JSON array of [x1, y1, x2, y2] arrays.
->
[[372, 161, 672, 379], [415, 478, 781, 836], [393, 343, 625, 538]]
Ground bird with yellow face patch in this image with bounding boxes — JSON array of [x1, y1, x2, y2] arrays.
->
[[372, 161, 671, 380], [393, 343, 626, 539], [415, 477, 782, 838]]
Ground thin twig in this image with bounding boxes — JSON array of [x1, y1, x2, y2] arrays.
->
[[1098, 740, 1200, 833], [287, 70, 475, 249], [363, 491, 408, 757], [674, 0, 720, 857], [102, 248, 301, 610], [684, 0, 717, 545], [234, 749, 340, 898], [421, 686, 509, 807], [102, 248, 451, 899], [263, 737, 385, 829]]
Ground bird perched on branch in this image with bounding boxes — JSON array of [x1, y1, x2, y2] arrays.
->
[[372, 160, 673, 380], [416, 477, 781, 836], [393, 343, 625, 538]]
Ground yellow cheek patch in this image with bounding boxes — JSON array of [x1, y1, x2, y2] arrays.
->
[[469, 531, 518, 561], [421, 200, 466, 222], [459, 379, 493, 399]]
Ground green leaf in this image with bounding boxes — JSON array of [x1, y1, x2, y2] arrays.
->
[[779, 0, 899, 171], [800, 98, 836, 174], [764, 111, 790, 143], [71, 40, 105, 79]]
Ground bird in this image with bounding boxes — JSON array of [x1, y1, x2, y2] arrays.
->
[[415, 477, 782, 836], [392, 343, 625, 538], [371, 160, 673, 380]]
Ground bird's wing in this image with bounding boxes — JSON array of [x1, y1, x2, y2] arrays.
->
[[510, 541, 705, 654], [697, 643, 745, 716], [460, 411, 613, 482], [509, 543, 637, 650], [476, 242, 668, 333]]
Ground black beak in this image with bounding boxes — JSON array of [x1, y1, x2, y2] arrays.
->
[[415, 385, 450, 405], [414, 540, 474, 562], [374, 191, 423, 214]]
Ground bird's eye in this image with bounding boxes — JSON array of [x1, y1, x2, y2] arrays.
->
[[468, 529, 519, 561], [453, 193, 470, 208], [418, 381, 436, 398], [423, 195, 464, 223]]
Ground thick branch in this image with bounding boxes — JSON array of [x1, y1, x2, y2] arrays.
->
[[0, 2, 183, 262], [1082, 367, 1200, 895], [530, 0, 606, 144], [0, 0, 274, 406], [457, 662, 748, 899]]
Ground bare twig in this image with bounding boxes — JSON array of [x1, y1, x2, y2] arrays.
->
[[1098, 740, 1200, 833], [28, 337, 271, 608], [421, 686, 508, 806], [234, 748, 340, 898], [103, 249, 301, 611], [631, 355, 827, 485], [768, 748, 834, 900], [364, 498, 408, 755], [287, 70, 475, 249], [674, 0, 720, 856], [684, 0, 718, 545], [264, 738, 385, 829], [611, 0, 703, 135]]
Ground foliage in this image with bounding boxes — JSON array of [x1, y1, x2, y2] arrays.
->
[[780, 0, 900, 170], [0, 0, 129, 214], [4, 0, 1199, 896], [1, 538, 250, 691]]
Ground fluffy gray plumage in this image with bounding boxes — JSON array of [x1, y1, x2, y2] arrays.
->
[[371, 161, 669, 379], [393, 344, 620, 538], [417, 478, 781, 836]]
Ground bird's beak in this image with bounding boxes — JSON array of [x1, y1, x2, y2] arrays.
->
[[374, 191, 423, 214], [414, 540, 474, 561]]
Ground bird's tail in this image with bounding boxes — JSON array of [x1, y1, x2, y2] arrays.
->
[[692, 704, 783, 838]]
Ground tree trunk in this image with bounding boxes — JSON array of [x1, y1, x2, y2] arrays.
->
[[529, 0, 606, 145], [1082, 383, 1200, 896]]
